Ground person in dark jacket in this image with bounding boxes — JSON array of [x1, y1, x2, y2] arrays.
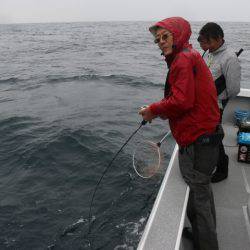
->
[[139, 17, 221, 250], [198, 22, 241, 183]]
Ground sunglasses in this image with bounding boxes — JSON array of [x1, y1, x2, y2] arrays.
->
[[154, 33, 172, 44]]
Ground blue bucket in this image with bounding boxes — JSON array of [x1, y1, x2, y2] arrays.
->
[[238, 132, 250, 145], [234, 109, 250, 125]]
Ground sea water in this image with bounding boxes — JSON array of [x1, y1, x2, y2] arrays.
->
[[0, 21, 249, 249]]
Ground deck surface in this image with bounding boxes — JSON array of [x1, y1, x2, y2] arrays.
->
[[182, 123, 250, 250], [138, 93, 250, 250], [213, 123, 250, 250]]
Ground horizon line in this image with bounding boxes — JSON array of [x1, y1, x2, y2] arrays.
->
[[1, 19, 250, 25]]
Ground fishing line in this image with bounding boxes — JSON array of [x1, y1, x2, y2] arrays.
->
[[87, 120, 147, 235]]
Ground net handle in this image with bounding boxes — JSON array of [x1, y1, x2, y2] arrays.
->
[[157, 131, 171, 147]]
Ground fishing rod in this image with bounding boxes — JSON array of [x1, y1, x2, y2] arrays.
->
[[236, 48, 243, 57], [87, 120, 147, 234]]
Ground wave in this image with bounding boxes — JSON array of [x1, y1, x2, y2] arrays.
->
[[44, 45, 76, 54], [0, 98, 14, 103], [114, 217, 147, 249], [46, 73, 162, 88], [0, 116, 39, 130], [0, 77, 20, 84], [0, 74, 161, 89], [4, 126, 114, 169], [0, 77, 32, 86], [60, 217, 88, 237]]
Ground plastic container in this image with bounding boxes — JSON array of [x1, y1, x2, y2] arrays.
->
[[238, 132, 250, 163], [234, 109, 250, 126]]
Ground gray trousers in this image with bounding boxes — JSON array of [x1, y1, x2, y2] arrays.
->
[[179, 142, 219, 250]]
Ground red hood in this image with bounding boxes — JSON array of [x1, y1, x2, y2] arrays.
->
[[149, 17, 192, 65]]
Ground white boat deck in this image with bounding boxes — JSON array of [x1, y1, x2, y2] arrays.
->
[[181, 122, 250, 250], [212, 123, 250, 250], [138, 89, 250, 250], [183, 93, 250, 250]]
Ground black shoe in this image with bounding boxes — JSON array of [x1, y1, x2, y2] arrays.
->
[[182, 227, 193, 241], [211, 172, 228, 183]]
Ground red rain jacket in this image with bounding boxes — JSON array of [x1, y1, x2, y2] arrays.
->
[[149, 17, 220, 146]]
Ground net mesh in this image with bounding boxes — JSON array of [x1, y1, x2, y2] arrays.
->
[[133, 141, 161, 178]]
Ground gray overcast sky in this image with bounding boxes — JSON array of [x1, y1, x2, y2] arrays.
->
[[1, 0, 250, 24]]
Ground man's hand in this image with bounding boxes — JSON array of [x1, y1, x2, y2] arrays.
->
[[138, 106, 156, 123]]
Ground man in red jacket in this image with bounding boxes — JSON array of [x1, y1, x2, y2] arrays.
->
[[139, 17, 221, 250]]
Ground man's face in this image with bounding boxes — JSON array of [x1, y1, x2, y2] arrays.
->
[[155, 28, 174, 56], [198, 36, 223, 52], [198, 39, 210, 52]]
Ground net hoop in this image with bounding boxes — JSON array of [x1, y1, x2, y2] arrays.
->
[[132, 140, 161, 178]]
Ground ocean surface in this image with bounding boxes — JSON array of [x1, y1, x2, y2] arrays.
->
[[0, 21, 249, 250]]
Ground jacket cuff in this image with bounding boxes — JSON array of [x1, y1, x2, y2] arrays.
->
[[149, 102, 161, 116]]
